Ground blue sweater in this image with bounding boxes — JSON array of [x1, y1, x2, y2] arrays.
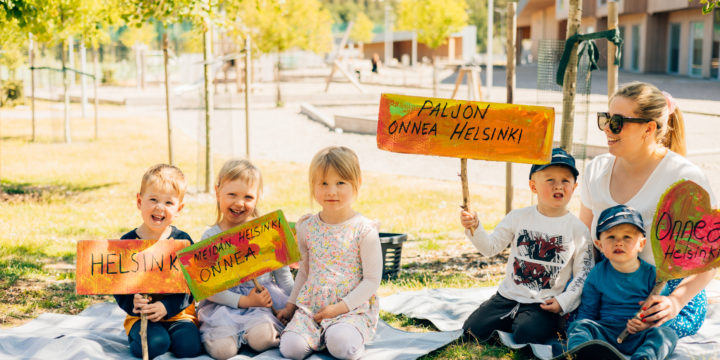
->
[[576, 258, 656, 323]]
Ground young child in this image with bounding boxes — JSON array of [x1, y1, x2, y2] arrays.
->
[[277, 146, 382, 360], [568, 205, 678, 359], [197, 159, 294, 359], [113, 164, 202, 359], [460, 147, 594, 344]]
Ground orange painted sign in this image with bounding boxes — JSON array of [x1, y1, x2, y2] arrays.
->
[[177, 210, 301, 301], [377, 93, 555, 164], [76, 239, 191, 295]]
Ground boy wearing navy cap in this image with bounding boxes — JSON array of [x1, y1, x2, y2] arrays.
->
[[568, 205, 678, 359], [460, 148, 594, 344]]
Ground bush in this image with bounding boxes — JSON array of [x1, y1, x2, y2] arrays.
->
[[1, 80, 24, 107], [102, 69, 116, 85]]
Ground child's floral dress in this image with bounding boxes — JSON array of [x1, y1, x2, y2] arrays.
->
[[283, 213, 380, 350]]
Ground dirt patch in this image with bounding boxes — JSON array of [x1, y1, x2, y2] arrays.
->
[[0, 276, 111, 328], [399, 237, 509, 282]]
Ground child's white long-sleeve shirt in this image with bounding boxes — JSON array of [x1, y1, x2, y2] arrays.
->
[[466, 206, 594, 314]]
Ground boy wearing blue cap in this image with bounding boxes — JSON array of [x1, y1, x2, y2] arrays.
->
[[568, 205, 678, 359], [460, 148, 594, 344]]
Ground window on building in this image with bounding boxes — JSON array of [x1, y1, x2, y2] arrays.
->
[[669, 23, 681, 73], [631, 25, 640, 71], [690, 22, 704, 77]]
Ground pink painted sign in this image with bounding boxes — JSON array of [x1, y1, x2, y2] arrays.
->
[[652, 180, 720, 281]]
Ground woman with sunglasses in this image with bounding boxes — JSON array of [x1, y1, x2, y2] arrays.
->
[[579, 82, 716, 338]]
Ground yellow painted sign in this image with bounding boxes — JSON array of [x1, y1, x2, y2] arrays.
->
[[377, 93, 555, 164], [76, 239, 191, 295], [176, 210, 300, 301]]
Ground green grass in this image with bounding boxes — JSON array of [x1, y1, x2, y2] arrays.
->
[[0, 101, 536, 357]]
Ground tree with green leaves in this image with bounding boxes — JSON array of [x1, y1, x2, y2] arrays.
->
[[396, 0, 468, 50], [350, 11, 374, 55], [2, 0, 111, 143], [467, 0, 508, 53], [118, 0, 203, 168], [226, 0, 333, 107], [691, 0, 719, 14], [395, 0, 468, 95], [0, 12, 26, 81]]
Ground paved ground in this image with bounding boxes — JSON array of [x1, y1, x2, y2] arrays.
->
[[17, 64, 720, 201]]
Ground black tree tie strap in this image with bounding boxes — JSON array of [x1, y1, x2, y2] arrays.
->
[[556, 29, 623, 86]]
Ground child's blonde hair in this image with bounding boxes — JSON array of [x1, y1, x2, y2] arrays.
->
[[309, 146, 362, 197], [611, 82, 686, 156], [140, 164, 187, 201], [215, 159, 263, 225]]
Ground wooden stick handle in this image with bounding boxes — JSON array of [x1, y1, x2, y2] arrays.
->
[[617, 281, 667, 343], [252, 278, 278, 316], [460, 158, 474, 236], [140, 295, 149, 360]]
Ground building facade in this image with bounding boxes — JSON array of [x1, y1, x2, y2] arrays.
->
[[518, 0, 720, 78]]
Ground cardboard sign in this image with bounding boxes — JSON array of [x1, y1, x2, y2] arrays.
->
[[176, 210, 300, 301], [652, 180, 720, 281], [76, 239, 191, 295], [377, 93, 555, 164]]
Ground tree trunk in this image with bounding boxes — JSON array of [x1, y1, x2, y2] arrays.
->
[[163, 32, 174, 166], [432, 56, 438, 97], [30, 33, 35, 142], [63, 39, 71, 144], [93, 45, 99, 140], [560, 0, 582, 152], [276, 54, 283, 107], [245, 35, 251, 158], [203, 24, 214, 193], [505, 1, 517, 214], [80, 41, 88, 118], [607, 1, 618, 98]]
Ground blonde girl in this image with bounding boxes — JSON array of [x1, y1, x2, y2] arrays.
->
[[197, 159, 294, 359], [277, 146, 382, 360], [580, 82, 716, 337]]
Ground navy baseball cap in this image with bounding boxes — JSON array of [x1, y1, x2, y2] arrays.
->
[[528, 147, 579, 180], [596, 205, 645, 239]]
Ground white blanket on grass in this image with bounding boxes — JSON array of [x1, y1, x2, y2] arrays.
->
[[0, 302, 461, 360], [380, 280, 720, 360]]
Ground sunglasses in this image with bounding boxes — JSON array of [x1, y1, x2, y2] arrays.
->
[[597, 112, 653, 134]]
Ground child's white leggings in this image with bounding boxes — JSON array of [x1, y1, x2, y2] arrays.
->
[[203, 323, 280, 360], [279, 323, 365, 360]]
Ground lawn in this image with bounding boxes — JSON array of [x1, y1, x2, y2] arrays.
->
[[0, 102, 546, 359]]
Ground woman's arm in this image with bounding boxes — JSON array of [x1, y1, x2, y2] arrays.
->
[[579, 204, 594, 231], [642, 269, 716, 326]]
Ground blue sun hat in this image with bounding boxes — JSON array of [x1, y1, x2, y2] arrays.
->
[[528, 147, 579, 180], [596, 204, 645, 239]]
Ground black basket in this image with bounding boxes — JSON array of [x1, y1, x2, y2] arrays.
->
[[379, 232, 407, 280]]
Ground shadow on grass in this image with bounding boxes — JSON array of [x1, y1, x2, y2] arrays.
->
[[381, 308, 536, 360], [383, 269, 497, 290], [0, 179, 118, 202], [419, 335, 533, 360], [0, 246, 110, 327]]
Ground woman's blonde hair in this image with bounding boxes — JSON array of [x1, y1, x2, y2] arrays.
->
[[611, 82, 686, 156], [309, 146, 362, 198], [215, 159, 263, 225]]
